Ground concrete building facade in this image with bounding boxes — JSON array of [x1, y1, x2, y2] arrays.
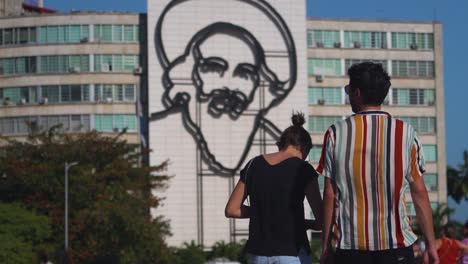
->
[[0, 11, 147, 145], [148, 0, 308, 247]]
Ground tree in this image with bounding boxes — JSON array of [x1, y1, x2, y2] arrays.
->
[[0, 202, 51, 264], [446, 150, 468, 203], [0, 128, 172, 263]]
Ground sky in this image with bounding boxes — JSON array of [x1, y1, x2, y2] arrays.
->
[[42, 0, 468, 221]]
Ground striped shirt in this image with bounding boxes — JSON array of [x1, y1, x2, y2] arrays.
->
[[317, 110, 425, 251]]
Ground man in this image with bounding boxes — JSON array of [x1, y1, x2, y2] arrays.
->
[[317, 62, 439, 264]]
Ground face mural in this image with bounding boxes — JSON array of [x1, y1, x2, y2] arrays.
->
[[151, 0, 297, 175]]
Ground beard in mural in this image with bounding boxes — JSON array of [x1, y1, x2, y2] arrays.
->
[[151, 0, 297, 175]]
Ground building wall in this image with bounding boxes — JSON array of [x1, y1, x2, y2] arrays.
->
[[148, 0, 308, 247], [0, 0, 22, 17], [0, 13, 144, 144]]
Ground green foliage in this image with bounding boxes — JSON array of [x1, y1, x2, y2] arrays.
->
[[447, 150, 468, 203], [208, 240, 247, 263], [0, 203, 51, 264], [0, 129, 172, 263], [171, 241, 207, 264], [310, 235, 322, 263]]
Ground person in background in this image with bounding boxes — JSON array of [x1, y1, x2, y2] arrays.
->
[[461, 221, 468, 264], [225, 112, 323, 264], [434, 224, 468, 264]]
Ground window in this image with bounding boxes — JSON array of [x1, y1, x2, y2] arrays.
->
[[424, 174, 438, 191], [0, 57, 37, 76], [397, 117, 436, 133], [344, 31, 387, 49], [308, 59, 341, 76], [94, 114, 137, 132], [307, 30, 340, 48], [0, 115, 90, 135], [94, 84, 136, 102], [124, 84, 136, 101], [0, 27, 37, 46], [392, 88, 435, 106], [345, 59, 388, 72], [94, 54, 139, 72], [392, 61, 434, 78], [38, 25, 89, 44], [94, 24, 138, 42], [391, 32, 434, 50], [38, 55, 89, 74], [423, 145, 437, 162], [308, 116, 342, 132], [308, 87, 342, 105], [41, 86, 60, 102], [309, 145, 322, 163]]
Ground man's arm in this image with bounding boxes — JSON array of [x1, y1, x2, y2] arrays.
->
[[320, 178, 335, 263], [410, 177, 439, 264]]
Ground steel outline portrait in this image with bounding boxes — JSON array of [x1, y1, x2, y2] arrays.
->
[[151, 0, 297, 175]]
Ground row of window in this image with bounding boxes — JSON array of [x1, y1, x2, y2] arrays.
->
[[307, 30, 434, 50], [0, 114, 137, 135], [308, 144, 437, 163], [308, 116, 436, 134], [308, 87, 436, 106], [308, 59, 435, 78], [0, 54, 140, 76], [0, 24, 140, 46], [0, 84, 137, 106], [314, 171, 437, 192]]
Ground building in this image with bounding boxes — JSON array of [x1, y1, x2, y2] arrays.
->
[[306, 18, 446, 218], [148, 0, 308, 247], [1, 0, 446, 249], [0, 6, 147, 146]]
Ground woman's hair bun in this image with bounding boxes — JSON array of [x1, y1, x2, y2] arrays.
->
[[291, 112, 305, 127]]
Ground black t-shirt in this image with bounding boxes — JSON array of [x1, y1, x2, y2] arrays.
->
[[239, 155, 319, 256]]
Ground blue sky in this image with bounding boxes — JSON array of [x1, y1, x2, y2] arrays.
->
[[43, 0, 468, 221]]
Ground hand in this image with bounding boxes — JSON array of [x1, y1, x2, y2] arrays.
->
[[423, 245, 439, 264], [320, 247, 333, 264]]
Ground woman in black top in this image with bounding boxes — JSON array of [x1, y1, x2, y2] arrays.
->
[[225, 112, 323, 264]]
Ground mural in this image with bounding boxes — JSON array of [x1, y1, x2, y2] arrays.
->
[[150, 0, 298, 176]]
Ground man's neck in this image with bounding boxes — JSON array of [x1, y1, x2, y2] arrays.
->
[[358, 105, 381, 112]]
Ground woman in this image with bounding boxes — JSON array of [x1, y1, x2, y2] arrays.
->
[[225, 112, 323, 264]]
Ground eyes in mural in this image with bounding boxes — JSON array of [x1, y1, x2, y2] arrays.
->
[[233, 63, 258, 83], [198, 57, 259, 83], [199, 57, 228, 76]]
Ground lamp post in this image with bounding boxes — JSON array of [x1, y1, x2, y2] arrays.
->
[[65, 161, 78, 251]]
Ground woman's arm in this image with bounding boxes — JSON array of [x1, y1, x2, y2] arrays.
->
[[455, 240, 468, 254], [225, 180, 250, 218], [305, 176, 323, 230]]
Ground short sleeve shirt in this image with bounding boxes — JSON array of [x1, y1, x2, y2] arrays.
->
[[316, 111, 425, 251], [240, 156, 318, 256]]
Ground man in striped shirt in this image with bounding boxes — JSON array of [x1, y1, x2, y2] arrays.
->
[[318, 62, 439, 264]]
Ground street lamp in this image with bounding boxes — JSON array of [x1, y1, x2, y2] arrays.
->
[[64, 161, 78, 251]]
